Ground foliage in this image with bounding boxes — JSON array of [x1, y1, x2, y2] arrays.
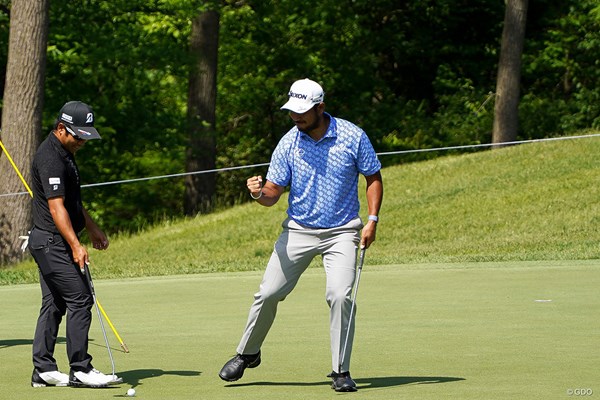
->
[[520, 0, 600, 137], [44, 0, 192, 231], [215, 0, 505, 195], [0, 0, 598, 234]]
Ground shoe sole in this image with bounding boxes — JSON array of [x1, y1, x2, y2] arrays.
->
[[219, 373, 240, 382], [331, 382, 358, 392], [32, 382, 68, 387], [334, 386, 358, 392], [69, 380, 110, 388]]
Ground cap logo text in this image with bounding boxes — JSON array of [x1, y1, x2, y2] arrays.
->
[[86, 113, 93, 124], [288, 91, 308, 100]]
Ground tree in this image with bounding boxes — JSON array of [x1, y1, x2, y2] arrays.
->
[[0, 0, 50, 265], [0, 0, 594, 246], [44, 0, 191, 232], [519, 0, 600, 137], [492, 0, 529, 144], [184, 9, 219, 215]]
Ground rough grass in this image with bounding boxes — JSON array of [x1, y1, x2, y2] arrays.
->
[[2, 133, 600, 284]]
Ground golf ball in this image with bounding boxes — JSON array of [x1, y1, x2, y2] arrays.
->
[[127, 388, 136, 397]]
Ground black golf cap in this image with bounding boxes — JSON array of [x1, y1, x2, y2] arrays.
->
[[58, 101, 101, 140]]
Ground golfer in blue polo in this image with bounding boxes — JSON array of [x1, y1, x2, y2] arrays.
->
[[219, 78, 383, 392]]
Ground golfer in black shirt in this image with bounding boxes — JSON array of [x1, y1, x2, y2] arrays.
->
[[29, 101, 121, 388]]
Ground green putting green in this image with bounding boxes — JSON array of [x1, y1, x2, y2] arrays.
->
[[1, 261, 598, 399]]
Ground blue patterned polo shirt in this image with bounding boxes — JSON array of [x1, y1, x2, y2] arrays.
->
[[266, 113, 381, 228]]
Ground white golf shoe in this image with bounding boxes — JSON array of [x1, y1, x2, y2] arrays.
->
[[107, 373, 124, 385], [31, 369, 70, 387], [69, 368, 122, 388]]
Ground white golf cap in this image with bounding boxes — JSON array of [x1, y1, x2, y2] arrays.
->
[[280, 78, 324, 114]]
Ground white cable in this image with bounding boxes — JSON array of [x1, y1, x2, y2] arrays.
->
[[1, 133, 599, 198]]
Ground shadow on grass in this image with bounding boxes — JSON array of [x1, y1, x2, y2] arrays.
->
[[0, 337, 66, 348], [0, 337, 129, 355], [357, 376, 465, 389], [227, 375, 465, 389], [88, 338, 128, 353], [119, 369, 201, 388]]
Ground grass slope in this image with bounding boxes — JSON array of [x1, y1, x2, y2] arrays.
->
[[2, 134, 600, 284]]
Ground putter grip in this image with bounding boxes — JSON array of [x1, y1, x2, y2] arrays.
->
[[358, 248, 366, 268]]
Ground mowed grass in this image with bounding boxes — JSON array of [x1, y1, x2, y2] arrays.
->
[[2, 133, 600, 284], [1, 261, 598, 400]]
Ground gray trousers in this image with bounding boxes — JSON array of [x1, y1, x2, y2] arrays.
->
[[237, 217, 363, 373], [29, 227, 94, 373]]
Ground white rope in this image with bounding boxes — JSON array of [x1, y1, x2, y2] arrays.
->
[[2, 133, 599, 198], [82, 162, 271, 189], [375, 133, 600, 156]]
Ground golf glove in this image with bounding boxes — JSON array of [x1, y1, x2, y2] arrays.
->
[[18, 232, 30, 252]]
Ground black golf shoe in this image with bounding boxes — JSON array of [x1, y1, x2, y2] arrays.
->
[[328, 371, 358, 392], [218, 351, 261, 382]]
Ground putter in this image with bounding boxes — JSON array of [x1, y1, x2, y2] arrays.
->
[[83, 263, 121, 383], [338, 247, 366, 373]]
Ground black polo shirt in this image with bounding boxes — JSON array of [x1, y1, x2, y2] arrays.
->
[[31, 132, 85, 234]]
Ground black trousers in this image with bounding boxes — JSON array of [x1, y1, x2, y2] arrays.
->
[[29, 227, 94, 373]]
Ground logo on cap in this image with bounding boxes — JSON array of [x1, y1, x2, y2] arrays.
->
[[288, 91, 308, 100], [61, 113, 74, 123], [78, 129, 93, 136]]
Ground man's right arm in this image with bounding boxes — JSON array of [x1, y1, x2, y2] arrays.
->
[[48, 197, 88, 269]]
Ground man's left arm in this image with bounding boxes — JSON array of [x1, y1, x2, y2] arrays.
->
[[361, 171, 383, 249], [83, 208, 109, 250]]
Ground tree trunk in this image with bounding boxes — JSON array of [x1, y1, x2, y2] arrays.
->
[[184, 10, 220, 216], [0, 0, 49, 265], [492, 0, 528, 145]]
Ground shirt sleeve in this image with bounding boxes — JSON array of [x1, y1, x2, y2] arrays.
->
[[357, 131, 382, 176], [266, 132, 295, 187]]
